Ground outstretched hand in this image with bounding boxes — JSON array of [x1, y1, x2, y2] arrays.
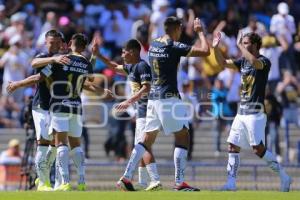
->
[[236, 30, 243, 47], [194, 18, 204, 33], [212, 32, 221, 48]]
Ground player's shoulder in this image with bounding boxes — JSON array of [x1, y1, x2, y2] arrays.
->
[[258, 55, 271, 66], [137, 59, 150, 69]]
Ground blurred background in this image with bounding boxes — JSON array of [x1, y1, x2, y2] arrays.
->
[[0, 0, 300, 191]]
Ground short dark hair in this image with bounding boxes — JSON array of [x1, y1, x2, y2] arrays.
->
[[124, 39, 141, 52], [243, 32, 262, 50], [71, 33, 88, 49], [164, 16, 182, 34], [45, 29, 63, 39]]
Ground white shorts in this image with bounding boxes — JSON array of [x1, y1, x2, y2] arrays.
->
[[144, 97, 189, 135], [135, 118, 146, 145], [32, 108, 52, 141], [48, 112, 82, 138], [227, 113, 267, 148]]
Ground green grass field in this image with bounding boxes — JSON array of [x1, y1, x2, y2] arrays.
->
[[0, 191, 300, 200]]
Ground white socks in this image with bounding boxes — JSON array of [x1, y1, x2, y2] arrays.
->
[[138, 167, 148, 187], [56, 145, 70, 184], [226, 153, 240, 185], [35, 146, 49, 185], [123, 143, 146, 180], [174, 147, 187, 185], [47, 146, 57, 169], [70, 147, 85, 184], [146, 163, 160, 182]]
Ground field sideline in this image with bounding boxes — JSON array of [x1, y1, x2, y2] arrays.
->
[[0, 191, 300, 200]]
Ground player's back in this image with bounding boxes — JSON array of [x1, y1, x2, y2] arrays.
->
[[50, 53, 93, 114], [148, 37, 192, 99]]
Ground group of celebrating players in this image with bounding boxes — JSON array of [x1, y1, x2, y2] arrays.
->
[[7, 16, 292, 192]]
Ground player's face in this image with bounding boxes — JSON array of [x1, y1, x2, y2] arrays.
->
[[45, 36, 62, 54], [241, 36, 255, 53], [121, 49, 133, 64]]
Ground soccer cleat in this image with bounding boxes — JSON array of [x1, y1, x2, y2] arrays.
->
[[35, 178, 40, 186], [280, 174, 292, 192], [116, 177, 135, 191], [173, 182, 200, 191], [37, 181, 52, 192], [219, 183, 237, 191], [54, 183, 72, 191], [145, 181, 162, 191], [77, 183, 86, 191]]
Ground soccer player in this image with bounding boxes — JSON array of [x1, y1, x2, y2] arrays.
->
[[93, 39, 162, 191], [46, 33, 96, 191], [27, 30, 66, 191], [212, 31, 292, 191], [117, 16, 210, 191]]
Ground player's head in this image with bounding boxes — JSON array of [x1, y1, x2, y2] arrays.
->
[[241, 32, 262, 53], [58, 31, 69, 54], [121, 39, 141, 64], [45, 29, 63, 54], [70, 33, 88, 53], [164, 16, 182, 41]]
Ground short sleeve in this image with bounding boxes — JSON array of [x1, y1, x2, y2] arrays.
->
[[172, 41, 192, 57], [34, 52, 48, 59], [123, 64, 130, 75], [258, 56, 271, 70], [137, 62, 151, 84]]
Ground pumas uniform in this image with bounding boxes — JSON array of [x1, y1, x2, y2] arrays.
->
[[123, 60, 151, 145], [227, 55, 270, 148], [146, 37, 192, 135]]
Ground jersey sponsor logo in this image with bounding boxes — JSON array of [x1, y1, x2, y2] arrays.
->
[[140, 73, 151, 78], [72, 61, 88, 68], [62, 99, 81, 107]]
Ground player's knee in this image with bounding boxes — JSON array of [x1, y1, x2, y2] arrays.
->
[[228, 143, 240, 153], [37, 138, 51, 145], [252, 145, 266, 158]]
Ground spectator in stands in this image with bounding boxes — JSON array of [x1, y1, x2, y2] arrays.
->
[[260, 34, 288, 92], [270, 2, 297, 75], [276, 70, 300, 127], [241, 15, 267, 37], [149, 0, 170, 41], [0, 139, 22, 164]]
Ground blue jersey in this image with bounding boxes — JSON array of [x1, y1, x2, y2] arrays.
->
[[123, 60, 151, 118], [32, 52, 53, 110], [46, 53, 93, 115], [234, 55, 271, 115], [148, 37, 192, 99]]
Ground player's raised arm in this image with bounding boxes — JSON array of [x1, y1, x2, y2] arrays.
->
[[212, 32, 239, 70], [187, 18, 210, 57], [91, 38, 126, 75]]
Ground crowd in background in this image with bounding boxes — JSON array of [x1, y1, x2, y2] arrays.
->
[[0, 0, 299, 162]]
